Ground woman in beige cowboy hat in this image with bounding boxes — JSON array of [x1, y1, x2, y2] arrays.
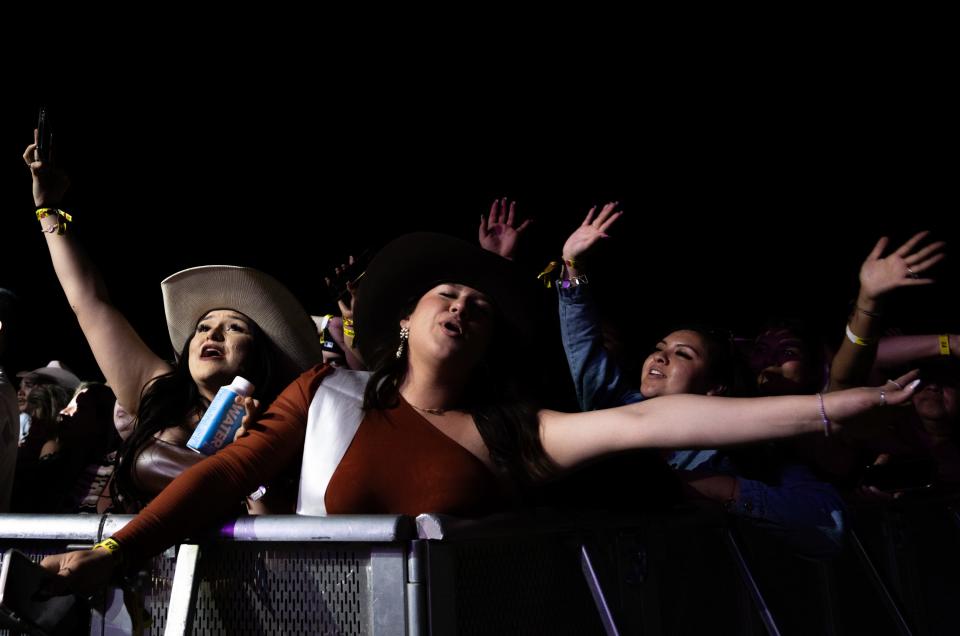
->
[[23, 132, 323, 511]]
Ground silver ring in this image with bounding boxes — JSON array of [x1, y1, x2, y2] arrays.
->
[[906, 265, 918, 279], [887, 379, 904, 390], [879, 390, 887, 406]]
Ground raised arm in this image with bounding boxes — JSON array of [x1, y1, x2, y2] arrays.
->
[[24, 134, 170, 413], [556, 203, 636, 410], [829, 232, 943, 391], [539, 372, 920, 470]]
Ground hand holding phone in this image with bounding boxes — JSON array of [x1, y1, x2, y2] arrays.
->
[[324, 250, 371, 308], [0, 549, 86, 634]]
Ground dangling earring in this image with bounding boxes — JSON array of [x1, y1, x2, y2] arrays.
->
[[395, 326, 409, 359]]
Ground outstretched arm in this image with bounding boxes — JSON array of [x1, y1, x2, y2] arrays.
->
[[875, 333, 960, 370], [539, 372, 920, 470], [39, 366, 331, 595]]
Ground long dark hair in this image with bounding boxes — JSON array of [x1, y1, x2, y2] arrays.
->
[[113, 318, 284, 511], [362, 296, 555, 491], [666, 323, 745, 396], [23, 384, 72, 454]]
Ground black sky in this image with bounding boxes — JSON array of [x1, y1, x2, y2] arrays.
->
[[1, 72, 956, 382]]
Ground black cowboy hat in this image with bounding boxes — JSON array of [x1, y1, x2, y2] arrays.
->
[[352, 232, 538, 366]]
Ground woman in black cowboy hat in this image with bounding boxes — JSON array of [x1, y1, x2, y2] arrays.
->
[[39, 231, 920, 592], [23, 133, 323, 511]]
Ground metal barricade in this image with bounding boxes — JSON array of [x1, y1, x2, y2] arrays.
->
[[0, 514, 415, 636], [10, 502, 955, 635]]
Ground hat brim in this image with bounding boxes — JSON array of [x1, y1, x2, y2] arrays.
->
[[353, 233, 537, 366], [162, 265, 323, 378], [17, 366, 81, 390]]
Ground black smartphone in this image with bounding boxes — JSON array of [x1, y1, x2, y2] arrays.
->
[[860, 459, 937, 493], [0, 549, 85, 634], [36, 106, 53, 163], [327, 249, 372, 306]]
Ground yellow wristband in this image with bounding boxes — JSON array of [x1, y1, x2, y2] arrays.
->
[[36, 207, 72, 235], [317, 314, 334, 343], [845, 324, 873, 347], [939, 335, 951, 356], [92, 537, 122, 560], [36, 207, 73, 223], [537, 260, 559, 289]]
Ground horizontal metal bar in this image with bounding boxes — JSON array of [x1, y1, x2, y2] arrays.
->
[[0, 514, 106, 540], [217, 515, 415, 542], [414, 509, 720, 541], [2, 514, 417, 544]]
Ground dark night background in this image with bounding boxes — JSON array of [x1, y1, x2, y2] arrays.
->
[[1, 67, 956, 384]]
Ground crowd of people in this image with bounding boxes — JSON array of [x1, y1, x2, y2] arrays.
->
[[1, 130, 957, 628]]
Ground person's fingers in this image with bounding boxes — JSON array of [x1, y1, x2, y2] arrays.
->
[[893, 231, 931, 257], [866, 236, 888, 261], [905, 240, 946, 265], [582, 206, 597, 226]]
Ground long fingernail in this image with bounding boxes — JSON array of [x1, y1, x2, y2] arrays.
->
[[908, 379, 921, 389]]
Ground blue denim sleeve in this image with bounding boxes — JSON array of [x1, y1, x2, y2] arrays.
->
[[558, 283, 643, 411], [730, 463, 847, 557]]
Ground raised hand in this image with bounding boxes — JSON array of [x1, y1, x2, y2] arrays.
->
[[478, 197, 532, 260], [324, 255, 363, 311], [561, 202, 622, 264], [859, 231, 945, 302], [23, 128, 70, 207]]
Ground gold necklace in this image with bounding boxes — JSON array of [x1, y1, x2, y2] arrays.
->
[[408, 403, 448, 415], [403, 394, 451, 415]]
